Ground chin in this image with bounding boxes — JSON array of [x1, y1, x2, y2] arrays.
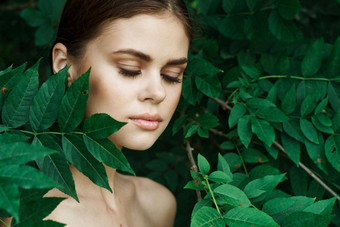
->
[[109, 133, 159, 151]]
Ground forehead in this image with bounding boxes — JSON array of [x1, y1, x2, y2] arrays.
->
[[86, 14, 189, 59]]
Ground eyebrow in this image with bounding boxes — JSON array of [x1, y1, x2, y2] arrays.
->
[[113, 49, 188, 66]]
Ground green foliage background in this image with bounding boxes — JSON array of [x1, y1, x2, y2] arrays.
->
[[1, 0, 340, 226]]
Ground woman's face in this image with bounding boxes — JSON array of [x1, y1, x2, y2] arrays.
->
[[70, 14, 189, 150]]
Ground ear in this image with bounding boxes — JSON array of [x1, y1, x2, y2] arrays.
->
[[52, 43, 77, 86]]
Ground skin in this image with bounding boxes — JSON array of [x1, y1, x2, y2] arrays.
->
[[43, 13, 187, 227]]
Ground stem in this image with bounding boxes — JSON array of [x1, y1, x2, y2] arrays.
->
[[256, 75, 340, 82], [0, 219, 9, 227], [273, 141, 340, 202], [211, 97, 232, 111], [234, 142, 249, 177], [205, 176, 221, 215], [185, 140, 202, 202], [0, 0, 38, 11]]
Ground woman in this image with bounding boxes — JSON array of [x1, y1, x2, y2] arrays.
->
[[2, 0, 192, 226]]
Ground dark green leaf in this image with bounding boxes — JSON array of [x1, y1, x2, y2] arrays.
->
[[229, 103, 246, 128], [325, 135, 340, 172], [305, 134, 327, 173], [2, 60, 40, 127], [220, 141, 235, 150], [283, 119, 305, 142], [315, 97, 328, 114], [244, 174, 286, 198], [224, 206, 278, 227], [197, 154, 210, 175], [281, 83, 296, 115], [61, 134, 111, 191], [33, 135, 78, 201], [312, 115, 334, 134], [84, 113, 126, 139], [214, 184, 251, 207], [301, 92, 319, 116], [184, 122, 198, 138], [83, 135, 134, 175], [243, 148, 269, 164], [29, 66, 68, 131], [217, 153, 233, 180], [328, 82, 340, 112], [301, 38, 325, 77], [327, 36, 340, 78], [0, 63, 27, 90], [182, 76, 197, 105], [19, 8, 45, 27], [195, 74, 221, 98], [190, 207, 224, 227], [146, 160, 168, 172], [0, 142, 57, 167], [0, 133, 29, 144], [224, 153, 242, 172], [282, 212, 334, 227], [196, 113, 219, 129], [247, 98, 276, 110], [277, 0, 302, 20], [222, 0, 237, 13], [255, 106, 289, 122], [237, 115, 253, 148], [218, 15, 245, 39], [251, 118, 275, 147], [58, 69, 90, 132], [281, 133, 300, 165], [172, 116, 186, 135], [269, 10, 301, 42], [0, 184, 19, 222], [191, 199, 212, 218], [208, 170, 232, 183], [300, 119, 319, 144]]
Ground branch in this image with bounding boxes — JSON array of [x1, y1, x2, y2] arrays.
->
[[185, 140, 202, 202], [211, 97, 232, 111], [0, 1, 37, 12], [273, 141, 340, 202]]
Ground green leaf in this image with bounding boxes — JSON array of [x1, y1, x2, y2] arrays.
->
[[244, 174, 286, 198], [0, 142, 57, 167], [220, 141, 235, 150], [255, 106, 288, 122], [240, 64, 261, 79], [282, 212, 334, 227], [315, 113, 332, 127], [195, 74, 221, 98], [29, 66, 68, 131], [182, 76, 197, 105], [197, 127, 209, 138], [247, 98, 276, 110], [191, 199, 212, 218], [0, 62, 27, 89], [224, 206, 278, 227], [269, 10, 301, 42], [328, 82, 340, 112], [218, 15, 245, 39], [224, 153, 242, 172], [246, 0, 266, 11], [327, 36, 340, 78], [34, 24, 56, 46], [281, 83, 296, 114], [304, 197, 337, 215], [19, 8, 45, 27], [277, 0, 301, 20], [251, 118, 275, 147], [0, 184, 19, 222], [312, 116, 334, 134], [190, 207, 224, 227], [214, 184, 251, 207], [237, 115, 253, 148], [301, 92, 319, 116], [242, 148, 269, 164], [281, 133, 300, 165], [300, 119, 319, 144], [222, 0, 237, 13], [61, 134, 111, 191], [0, 165, 58, 189], [305, 135, 327, 173], [31, 220, 66, 227], [172, 116, 186, 135], [84, 113, 126, 139], [217, 153, 233, 180], [262, 196, 315, 224], [283, 119, 305, 142], [83, 135, 134, 175], [229, 103, 246, 128], [13, 197, 65, 227], [2, 60, 40, 127], [0, 65, 12, 77], [315, 97, 328, 114], [325, 135, 340, 172], [301, 38, 325, 77], [184, 122, 198, 138], [0, 133, 29, 144], [33, 135, 78, 201], [197, 154, 210, 175], [58, 69, 90, 132], [208, 170, 232, 183], [196, 113, 219, 129]]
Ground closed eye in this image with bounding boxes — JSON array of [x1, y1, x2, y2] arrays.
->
[[119, 68, 141, 77], [161, 74, 182, 84]]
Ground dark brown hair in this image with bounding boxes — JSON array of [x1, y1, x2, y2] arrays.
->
[[54, 0, 192, 59]]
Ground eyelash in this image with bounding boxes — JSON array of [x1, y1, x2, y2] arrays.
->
[[119, 69, 182, 84]]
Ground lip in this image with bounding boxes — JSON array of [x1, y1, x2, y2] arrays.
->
[[129, 113, 163, 130]]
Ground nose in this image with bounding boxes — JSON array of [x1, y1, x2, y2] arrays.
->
[[138, 72, 166, 104]]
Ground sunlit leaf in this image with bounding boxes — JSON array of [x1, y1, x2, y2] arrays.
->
[[197, 153, 210, 175], [191, 207, 224, 227], [214, 184, 251, 207]]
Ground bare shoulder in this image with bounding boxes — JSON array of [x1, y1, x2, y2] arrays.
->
[[123, 175, 177, 226]]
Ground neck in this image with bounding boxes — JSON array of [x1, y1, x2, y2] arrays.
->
[[70, 164, 119, 205]]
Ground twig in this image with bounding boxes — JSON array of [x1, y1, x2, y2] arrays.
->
[[0, 0, 38, 12], [273, 141, 340, 202], [209, 128, 232, 140], [211, 97, 232, 111], [185, 140, 202, 202]]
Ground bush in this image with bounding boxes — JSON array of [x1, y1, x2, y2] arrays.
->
[[0, 0, 340, 226]]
